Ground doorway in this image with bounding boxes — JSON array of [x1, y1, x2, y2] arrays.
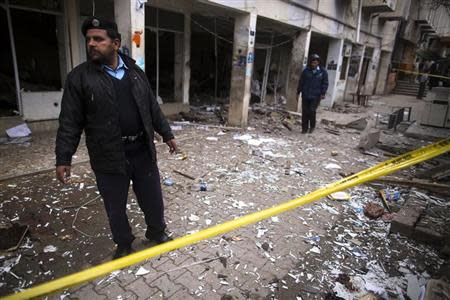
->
[[0, 7, 16, 116], [308, 33, 330, 69]]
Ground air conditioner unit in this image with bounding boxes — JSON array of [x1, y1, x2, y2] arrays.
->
[[421, 87, 450, 128]]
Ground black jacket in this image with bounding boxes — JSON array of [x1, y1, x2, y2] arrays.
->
[[55, 54, 174, 174], [297, 66, 329, 100]]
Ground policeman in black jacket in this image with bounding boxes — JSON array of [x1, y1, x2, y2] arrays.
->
[[55, 17, 177, 259], [297, 54, 329, 134]]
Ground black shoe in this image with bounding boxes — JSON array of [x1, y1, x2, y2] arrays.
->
[[113, 244, 134, 259], [146, 231, 173, 245], [301, 129, 308, 134], [309, 128, 315, 134]]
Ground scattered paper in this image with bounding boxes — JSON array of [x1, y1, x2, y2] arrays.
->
[[43, 245, 58, 253], [6, 123, 31, 138], [136, 266, 151, 276], [325, 163, 342, 170]]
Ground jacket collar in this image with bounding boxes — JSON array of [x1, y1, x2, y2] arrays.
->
[[88, 52, 136, 72], [307, 65, 321, 71]]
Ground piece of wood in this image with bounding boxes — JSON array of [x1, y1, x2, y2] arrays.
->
[[376, 144, 410, 155], [285, 110, 302, 117], [172, 169, 196, 180], [370, 177, 450, 195], [325, 128, 340, 136], [415, 163, 450, 181], [281, 120, 293, 131], [378, 190, 392, 213], [361, 150, 379, 157]]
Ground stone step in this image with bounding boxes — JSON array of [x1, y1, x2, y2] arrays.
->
[[393, 90, 419, 95], [394, 88, 419, 93], [396, 82, 420, 87], [392, 91, 420, 96]]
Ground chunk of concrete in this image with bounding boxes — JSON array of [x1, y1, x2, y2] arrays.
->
[[406, 275, 420, 300], [160, 103, 190, 117], [358, 128, 381, 150], [414, 226, 444, 245], [391, 206, 424, 237], [346, 117, 368, 130]]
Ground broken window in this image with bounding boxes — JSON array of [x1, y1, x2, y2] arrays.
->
[[309, 32, 330, 68], [190, 15, 233, 103], [11, 9, 63, 92], [340, 56, 349, 80], [145, 6, 184, 103], [0, 0, 67, 117]]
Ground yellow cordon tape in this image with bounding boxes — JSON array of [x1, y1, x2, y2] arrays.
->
[[392, 68, 450, 80], [3, 138, 450, 300]]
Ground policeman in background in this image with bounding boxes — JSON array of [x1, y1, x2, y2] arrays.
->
[[297, 54, 329, 134]]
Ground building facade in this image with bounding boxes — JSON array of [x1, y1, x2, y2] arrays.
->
[[0, 0, 449, 127]]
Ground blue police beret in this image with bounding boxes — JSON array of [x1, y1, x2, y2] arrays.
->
[[82, 16, 119, 37]]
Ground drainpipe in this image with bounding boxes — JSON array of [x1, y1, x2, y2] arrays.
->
[[356, 0, 362, 43]]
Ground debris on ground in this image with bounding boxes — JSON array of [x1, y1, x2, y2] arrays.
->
[[5, 123, 31, 138], [0, 95, 449, 299]]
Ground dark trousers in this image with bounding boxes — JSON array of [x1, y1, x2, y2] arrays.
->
[[302, 97, 320, 132], [95, 141, 166, 246]]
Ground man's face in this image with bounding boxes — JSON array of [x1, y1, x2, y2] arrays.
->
[[310, 59, 319, 68], [85, 29, 119, 63]]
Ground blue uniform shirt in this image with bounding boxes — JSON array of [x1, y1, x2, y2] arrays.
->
[[103, 55, 128, 80]]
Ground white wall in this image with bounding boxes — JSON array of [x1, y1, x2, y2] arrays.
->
[[322, 38, 344, 107]]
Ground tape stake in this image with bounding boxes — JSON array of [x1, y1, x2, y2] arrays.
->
[[2, 138, 450, 300]]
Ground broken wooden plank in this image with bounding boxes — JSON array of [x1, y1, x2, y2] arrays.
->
[[285, 110, 302, 117], [173, 169, 196, 181], [281, 119, 293, 131], [325, 128, 341, 136], [378, 190, 392, 213], [376, 144, 411, 155], [371, 177, 450, 195], [415, 163, 450, 181]]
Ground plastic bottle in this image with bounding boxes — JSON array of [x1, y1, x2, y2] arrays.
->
[[191, 182, 215, 191]]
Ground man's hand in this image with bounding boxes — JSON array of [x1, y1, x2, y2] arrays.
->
[[166, 139, 178, 154], [56, 165, 71, 184]]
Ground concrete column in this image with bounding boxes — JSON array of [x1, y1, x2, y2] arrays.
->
[[334, 43, 352, 105], [363, 47, 381, 95], [228, 12, 257, 127], [182, 11, 191, 104], [174, 33, 183, 102], [344, 44, 365, 101], [279, 45, 291, 98], [286, 30, 311, 112], [375, 50, 392, 95], [114, 0, 145, 70], [66, 0, 82, 68], [322, 38, 344, 107]]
